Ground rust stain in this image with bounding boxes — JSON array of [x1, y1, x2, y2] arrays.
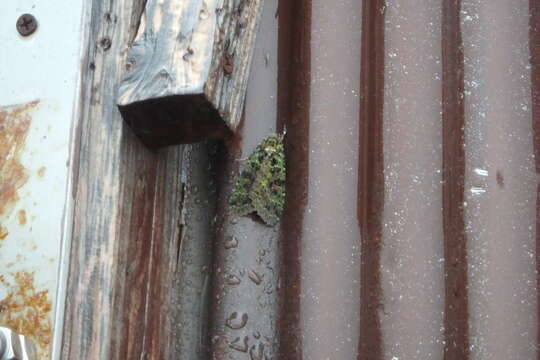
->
[[0, 225, 8, 240], [37, 167, 46, 178], [0, 271, 52, 358], [0, 101, 38, 239], [496, 169, 505, 188], [17, 209, 27, 226]]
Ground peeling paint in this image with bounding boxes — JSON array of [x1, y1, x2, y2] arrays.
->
[[0, 271, 52, 358]]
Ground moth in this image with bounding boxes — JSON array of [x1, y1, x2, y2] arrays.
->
[[229, 133, 285, 226]]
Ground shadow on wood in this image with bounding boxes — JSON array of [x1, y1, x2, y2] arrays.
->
[[118, 94, 230, 148]]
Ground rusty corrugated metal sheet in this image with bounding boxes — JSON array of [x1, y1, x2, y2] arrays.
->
[[207, 0, 540, 359]]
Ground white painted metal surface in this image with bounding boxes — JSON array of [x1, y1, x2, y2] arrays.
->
[[0, 1, 85, 358]]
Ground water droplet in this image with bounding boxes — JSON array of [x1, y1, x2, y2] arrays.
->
[[248, 269, 263, 285], [224, 236, 239, 249], [226, 312, 248, 330], [474, 168, 488, 177], [226, 274, 241, 286], [229, 336, 249, 352], [250, 343, 265, 360], [470, 187, 486, 195]]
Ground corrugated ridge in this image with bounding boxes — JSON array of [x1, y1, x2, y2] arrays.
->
[[530, 0, 540, 358], [357, 0, 385, 359], [441, 0, 470, 358], [277, 0, 312, 358]]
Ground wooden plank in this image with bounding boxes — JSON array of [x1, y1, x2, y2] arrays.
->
[[60, 0, 187, 358], [117, 0, 265, 148]]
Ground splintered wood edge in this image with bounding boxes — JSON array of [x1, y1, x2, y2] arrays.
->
[[204, 0, 265, 131]]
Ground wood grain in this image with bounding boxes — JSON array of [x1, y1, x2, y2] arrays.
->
[[117, 0, 264, 147], [61, 0, 187, 358]]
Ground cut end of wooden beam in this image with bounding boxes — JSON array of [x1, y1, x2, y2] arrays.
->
[[118, 94, 232, 148], [116, 0, 264, 148]]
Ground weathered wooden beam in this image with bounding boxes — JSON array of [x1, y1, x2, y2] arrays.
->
[[117, 0, 265, 148], [61, 0, 189, 358]]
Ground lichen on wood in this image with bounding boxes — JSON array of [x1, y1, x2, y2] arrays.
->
[[230, 133, 285, 226]]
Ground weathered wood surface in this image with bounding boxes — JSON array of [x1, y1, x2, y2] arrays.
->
[[117, 0, 265, 147], [60, 0, 190, 358], [172, 143, 217, 359]]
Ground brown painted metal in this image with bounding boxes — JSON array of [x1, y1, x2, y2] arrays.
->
[[379, 2, 447, 357], [277, 0, 311, 358], [278, 0, 364, 359], [462, 2, 537, 358], [275, 0, 538, 359], [532, 0, 540, 357], [442, 1, 469, 358], [357, 0, 385, 357]]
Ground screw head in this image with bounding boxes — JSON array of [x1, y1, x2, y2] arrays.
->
[[16, 14, 38, 37]]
